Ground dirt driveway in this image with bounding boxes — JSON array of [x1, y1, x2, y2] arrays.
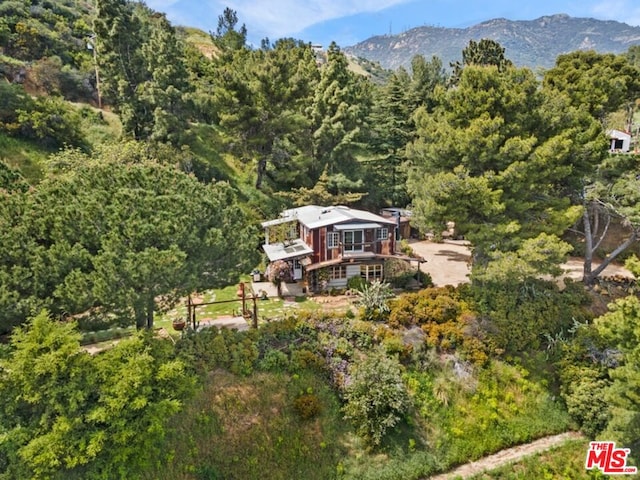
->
[[410, 239, 472, 286], [409, 239, 634, 286]]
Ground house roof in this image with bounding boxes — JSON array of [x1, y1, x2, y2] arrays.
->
[[264, 205, 396, 230], [607, 129, 631, 140], [262, 239, 313, 262]]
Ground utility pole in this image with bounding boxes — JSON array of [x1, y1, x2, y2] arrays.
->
[[87, 35, 102, 109]]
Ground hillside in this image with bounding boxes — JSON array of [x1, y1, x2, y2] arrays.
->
[[345, 14, 640, 70]]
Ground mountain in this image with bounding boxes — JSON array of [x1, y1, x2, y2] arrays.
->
[[344, 14, 640, 71]]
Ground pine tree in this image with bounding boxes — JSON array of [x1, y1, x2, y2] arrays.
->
[[310, 42, 371, 185], [94, 0, 190, 144]]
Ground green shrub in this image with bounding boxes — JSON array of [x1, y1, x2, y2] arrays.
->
[[563, 371, 610, 438], [347, 275, 368, 291], [343, 347, 411, 447], [416, 270, 433, 287], [289, 348, 324, 372], [259, 348, 289, 372], [472, 278, 591, 354], [17, 96, 88, 149], [355, 280, 395, 321], [293, 393, 322, 420], [399, 239, 415, 256]]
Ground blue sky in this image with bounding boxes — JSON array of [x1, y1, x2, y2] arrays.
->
[[145, 0, 640, 48]]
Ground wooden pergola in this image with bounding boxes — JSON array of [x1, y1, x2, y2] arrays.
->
[[185, 282, 258, 330]]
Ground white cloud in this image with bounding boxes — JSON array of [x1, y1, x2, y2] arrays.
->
[[590, 0, 640, 25], [223, 0, 411, 38]]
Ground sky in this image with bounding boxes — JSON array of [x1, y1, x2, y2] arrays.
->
[[145, 0, 640, 48]]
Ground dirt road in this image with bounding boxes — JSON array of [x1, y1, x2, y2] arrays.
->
[[428, 432, 584, 479]]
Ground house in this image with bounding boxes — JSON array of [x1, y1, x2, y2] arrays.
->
[[261, 205, 411, 291], [379, 207, 414, 239], [607, 129, 631, 152]]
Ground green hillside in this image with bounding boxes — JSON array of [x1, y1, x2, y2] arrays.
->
[[1, 3, 640, 480]]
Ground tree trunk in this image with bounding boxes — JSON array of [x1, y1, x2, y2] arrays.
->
[[145, 295, 155, 329], [134, 301, 146, 330], [255, 157, 267, 190], [585, 230, 638, 285], [582, 207, 594, 284]]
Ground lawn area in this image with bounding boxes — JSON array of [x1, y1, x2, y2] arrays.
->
[[153, 281, 340, 334]]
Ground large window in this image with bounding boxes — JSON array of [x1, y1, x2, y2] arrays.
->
[[344, 230, 363, 252], [329, 266, 347, 280], [327, 231, 340, 249], [361, 264, 383, 282]]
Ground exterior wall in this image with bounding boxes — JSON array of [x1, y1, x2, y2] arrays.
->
[[312, 229, 321, 263], [346, 264, 361, 279], [327, 278, 348, 288]]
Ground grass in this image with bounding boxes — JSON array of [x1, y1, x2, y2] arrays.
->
[[423, 361, 572, 467], [0, 132, 51, 183], [153, 280, 326, 334], [469, 439, 607, 479], [341, 359, 573, 480], [79, 326, 135, 345], [74, 103, 122, 146], [144, 369, 350, 480]]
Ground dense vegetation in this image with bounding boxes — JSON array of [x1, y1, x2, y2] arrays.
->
[[1, 1, 640, 478]]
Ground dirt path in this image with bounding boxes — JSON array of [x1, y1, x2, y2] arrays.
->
[[428, 431, 584, 479]]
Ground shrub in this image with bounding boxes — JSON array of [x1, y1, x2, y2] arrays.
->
[[355, 280, 394, 321], [293, 392, 322, 420], [472, 278, 591, 354], [388, 287, 488, 365], [416, 270, 433, 287], [259, 348, 289, 372], [343, 346, 411, 447], [563, 372, 610, 438], [290, 348, 324, 372], [347, 275, 368, 291], [399, 239, 415, 256], [16, 95, 88, 149]]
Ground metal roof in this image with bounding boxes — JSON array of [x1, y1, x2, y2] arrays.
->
[[273, 205, 396, 230], [262, 239, 313, 262]]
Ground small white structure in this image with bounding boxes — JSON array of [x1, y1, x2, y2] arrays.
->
[[608, 129, 631, 152]]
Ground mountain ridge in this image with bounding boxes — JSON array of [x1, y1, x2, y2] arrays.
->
[[344, 14, 640, 71]]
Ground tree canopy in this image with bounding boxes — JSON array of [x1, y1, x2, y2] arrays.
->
[[407, 63, 606, 278], [0, 142, 258, 332], [0, 311, 194, 479]]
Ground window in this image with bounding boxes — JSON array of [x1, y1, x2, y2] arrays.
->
[[344, 230, 363, 252], [361, 264, 383, 281], [376, 227, 389, 241], [287, 222, 298, 240], [328, 231, 340, 249], [329, 266, 347, 280]]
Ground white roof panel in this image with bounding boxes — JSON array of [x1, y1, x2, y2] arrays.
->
[[263, 239, 313, 262]]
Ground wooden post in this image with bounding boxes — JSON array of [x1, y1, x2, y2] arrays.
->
[[252, 294, 258, 329], [240, 282, 246, 316], [187, 295, 197, 330]]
